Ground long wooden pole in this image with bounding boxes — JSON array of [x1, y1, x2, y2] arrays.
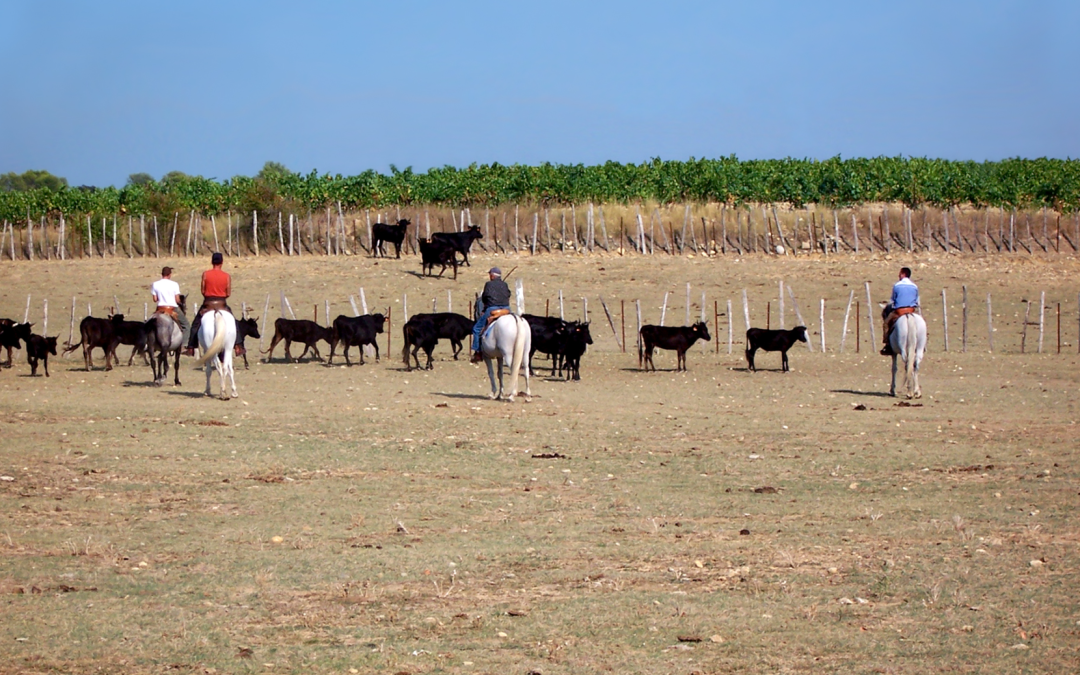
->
[[864, 282, 876, 346], [962, 285, 969, 352], [819, 298, 826, 352], [742, 289, 750, 339], [987, 293, 994, 353], [1038, 290, 1045, 354], [727, 299, 733, 354], [635, 300, 643, 367], [942, 288, 949, 352], [840, 289, 855, 353]]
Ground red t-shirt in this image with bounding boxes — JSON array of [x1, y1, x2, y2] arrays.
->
[[202, 269, 230, 298]]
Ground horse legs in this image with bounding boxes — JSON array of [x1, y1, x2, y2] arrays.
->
[[204, 361, 214, 396], [782, 350, 789, 372], [224, 357, 237, 399], [746, 347, 756, 372], [485, 356, 499, 399], [172, 349, 181, 386], [890, 354, 899, 397]]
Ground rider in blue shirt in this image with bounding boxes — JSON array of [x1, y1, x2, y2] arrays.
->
[[882, 267, 920, 355], [470, 268, 511, 363]]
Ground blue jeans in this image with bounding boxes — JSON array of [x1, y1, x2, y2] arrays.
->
[[472, 305, 510, 352]]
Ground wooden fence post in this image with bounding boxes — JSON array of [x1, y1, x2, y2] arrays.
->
[[787, 285, 812, 351], [260, 294, 270, 351], [1038, 291, 1045, 354], [1021, 299, 1030, 353], [635, 300, 643, 367], [987, 293, 994, 353], [962, 285, 968, 352], [819, 298, 825, 352], [864, 282, 876, 346], [840, 289, 855, 353], [742, 289, 750, 339], [727, 299, 733, 354], [942, 288, 949, 352]]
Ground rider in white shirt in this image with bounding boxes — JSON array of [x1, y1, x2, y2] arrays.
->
[[151, 267, 190, 345]]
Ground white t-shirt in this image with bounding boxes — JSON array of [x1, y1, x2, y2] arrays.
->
[[151, 278, 181, 308]]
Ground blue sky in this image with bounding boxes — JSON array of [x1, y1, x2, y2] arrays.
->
[[1, 1, 1077, 187]]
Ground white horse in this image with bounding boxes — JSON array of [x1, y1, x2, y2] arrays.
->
[[194, 310, 238, 399], [888, 312, 927, 399], [480, 313, 531, 401]]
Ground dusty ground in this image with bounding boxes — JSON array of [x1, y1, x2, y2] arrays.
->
[[1, 251, 1078, 674]]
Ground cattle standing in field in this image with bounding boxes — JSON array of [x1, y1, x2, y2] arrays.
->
[[559, 321, 593, 381], [418, 238, 459, 279], [402, 315, 439, 371], [263, 318, 334, 363], [431, 225, 483, 266], [745, 326, 808, 372], [639, 322, 712, 372], [107, 314, 151, 366], [1, 319, 33, 367], [329, 313, 385, 365], [26, 334, 58, 377], [234, 317, 261, 369], [523, 314, 570, 375], [405, 312, 472, 359], [63, 316, 120, 370], [371, 219, 410, 258]]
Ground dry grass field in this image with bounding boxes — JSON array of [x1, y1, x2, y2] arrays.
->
[[1, 251, 1078, 674]]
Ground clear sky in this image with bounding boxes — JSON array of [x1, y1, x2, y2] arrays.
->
[[1, 1, 1077, 187]]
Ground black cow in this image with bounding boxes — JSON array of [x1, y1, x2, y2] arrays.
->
[[745, 326, 808, 372], [522, 314, 571, 375], [26, 334, 59, 377], [431, 225, 483, 266], [372, 219, 410, 258], [107, 314, 151, 366], [63, 316, 120, 371], [558, 321, 593, 381], [418, 238, 459, 279], [329, 313, 385, 365], [639, 322, 712, 372], [234, 317, 261, 369], [406, 312, 472, 359], [401, 315, 439, 371], [263, 318, 334, 363], [1, 319, 33, 367]]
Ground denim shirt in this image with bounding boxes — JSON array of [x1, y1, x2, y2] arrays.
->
[[891, 278, 919, 309]]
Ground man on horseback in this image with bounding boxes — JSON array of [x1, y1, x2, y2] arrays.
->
[[470, 267, 511, 363], [881, 267, 920, 356], [151, 267, 189, 345], [183, 252, 232, 357]]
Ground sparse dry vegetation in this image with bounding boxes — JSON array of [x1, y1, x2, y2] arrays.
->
[[1, 251, 1078, 674]]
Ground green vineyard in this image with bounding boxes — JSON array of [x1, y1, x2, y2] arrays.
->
[[1, 157, 1078, 259]]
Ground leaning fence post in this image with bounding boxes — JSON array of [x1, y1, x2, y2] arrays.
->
[[600, 297, 621, 351], [778, 280, 785, 329], [659, 292, 669, 326], [786, 285, 812, 351], [260, 294, 270, 351], [840, 289, 854, 353], [42, 298, 48, 335], [942, 288, 949, 352], [987, 293, 994, 353], [23, 294, 31, 323], [742, 289, 750, 339]]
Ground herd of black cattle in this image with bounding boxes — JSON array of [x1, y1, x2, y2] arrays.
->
[[0, 218, 813, 382]]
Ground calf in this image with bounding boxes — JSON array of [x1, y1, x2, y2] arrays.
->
[[431, 225, 483, 266], [1, 319, 33, 367], [263, 318, 334, 363], [371, 219, 410, 258], [234, 317, 261, 369], [26, 334, 58, 377], [558, 321, 593, 381], [329, 313, 385, 365], [522, 314, 571, 375], [107, 314, 151, 366], [745, 326, 808, 372], [639, 322, 712, 372], [62, 316, 119, 370], [418, 237, 459, 279], [406, 312, 472, 359], [401, 315, 439, 371]]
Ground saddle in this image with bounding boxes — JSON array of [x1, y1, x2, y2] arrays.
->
[[153, 306, 181, 327], [894, 307, 916, 317], [484, 308, 511, 328]]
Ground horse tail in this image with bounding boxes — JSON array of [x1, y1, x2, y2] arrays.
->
[[195, 312, 226, 366], [508, 316, 528, 396], [905, 314, 917, 382]]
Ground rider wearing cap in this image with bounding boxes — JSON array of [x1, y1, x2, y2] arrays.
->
[[151, 266, 190, 345], [184, 252, 232, 356], [881, 266, 920, 356], [470, 267, 511, 363]]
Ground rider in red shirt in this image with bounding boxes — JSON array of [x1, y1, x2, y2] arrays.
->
[[184, 252, 232, 356]]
